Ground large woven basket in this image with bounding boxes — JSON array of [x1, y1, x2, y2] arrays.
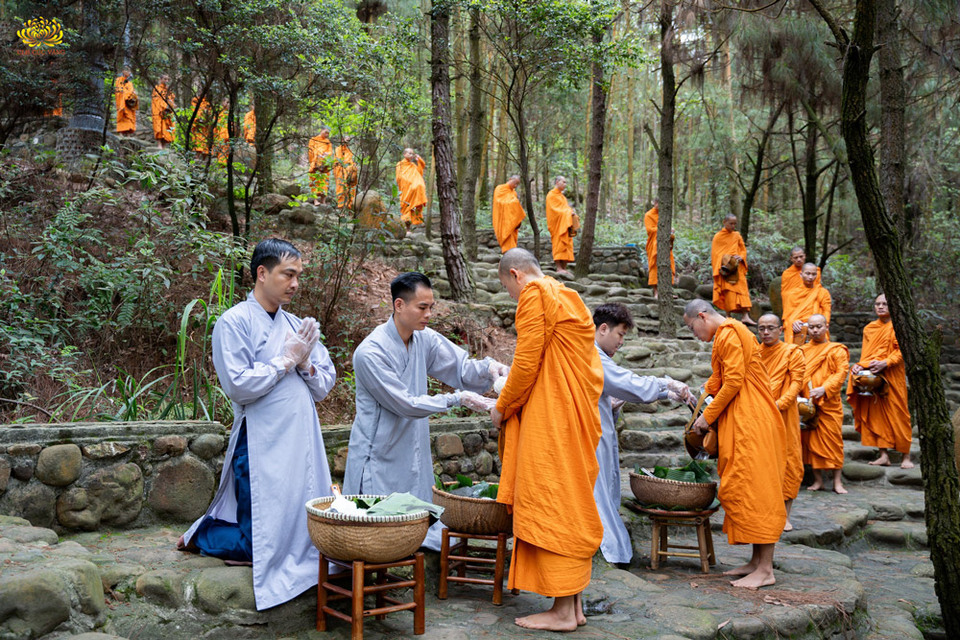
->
[[304, 495, 430, 563], [629, 472, 717, 511], [431, 486, 512, 535]]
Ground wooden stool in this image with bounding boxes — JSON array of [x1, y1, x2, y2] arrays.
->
[[317, 552, 425, 639], [635, 507, 718, 573], [438, 529, 518, 605]]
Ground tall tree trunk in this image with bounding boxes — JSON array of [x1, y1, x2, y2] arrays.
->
[[511, 101, 541, 256], [877, 0, 908, 244], [253, 89, 276, 195], [460, 7, 484, 261], [807, 1, 960, 635], [626, 72, 636, 219], [430, 0, 472, 300], [70, 0, 107, 132], [741, 101, 783, 244], [453, 7, 468, 193], [575, 28, 608, 278], [656, 0, 677, 337], [802, 121, 819, 258], [425, 147, 436, 240]]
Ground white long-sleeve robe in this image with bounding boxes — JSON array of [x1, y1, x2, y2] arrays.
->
[[183, 292, 336, 610], [344, 316, 495, 549], [595, 345, 667, 564]]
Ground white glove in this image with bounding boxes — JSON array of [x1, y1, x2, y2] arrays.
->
[[272, 328, 313, 372], [296, 318, 321, 371], [488, 361, 510, 379], [611, 397, 627, 412], [460, 390, 497, 413], [492, 376, 508, 395], [665, 379, 693, 405]]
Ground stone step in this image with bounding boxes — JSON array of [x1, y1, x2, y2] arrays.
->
[[619, 429, 684, 454], [864, 520, 929, 549]]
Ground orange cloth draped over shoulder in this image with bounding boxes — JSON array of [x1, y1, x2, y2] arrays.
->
[[545, 187, 575, 261], [800, 340, 849, 469], [496, 277, 604, 597], [783, 284, 831, 343], [759, 340, 805, 500], [308, 135, 333, 199], [395, 157, 427, 225], [333, 145, 357, 209], [644, 205, 675, 286], [780, 264, 820, 315], [115, 76, 138, 134], [846, 320, 912, 455], [243, 109, 256, 144], [213, 110, 229, 162], [710, 229, 751, 312], [702, 319, 786, 544], [492, 184, 526, 253], [151, 84, 174, 143], [189, 97, 213, 155]]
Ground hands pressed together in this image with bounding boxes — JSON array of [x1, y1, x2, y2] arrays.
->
[[277, 318, 320, 372]]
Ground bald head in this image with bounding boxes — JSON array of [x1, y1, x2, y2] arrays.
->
[[683, 299, 724, 342], [507, 174, 521, 188], [790, 247, 806, 268], [801, 262, 819, 287], [807, 314, 829, 343], [498, 248, 542, 278], [757, 314, 782, 346], [683, 299, 719, 320], [722, 215, 737, 231]]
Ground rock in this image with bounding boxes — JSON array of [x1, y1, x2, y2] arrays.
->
[[691, 364, 714, 378], [0, 457, 9, 493], [866, 523, 907, 546], [49, 558, 104, 615], [459, 458, 475, 475], [279, 182, 303, 197], [193, 567, 257, 614], [70, 634, 130, 640], [434, 433, 464, 459], [148, 456, 214, 522], [870, 502, 906, 521], [153, 435, 187, 457], [841, 462, 887, 482], [694, 284, 713, 300], [332, 447, 348, 476], [88, 463, 143, 527], [57, 488, 100, 530], [136, 569, 185, 608], [677, 274, 697, 292], [189, 434, 225, 460], [888, 467, 923, 487], [619, 431, 653, 451], [461, 433, 483, 456], [99, 562, 146, 591], [474, 451, 494, 476], [0, 570, 71, 637], [7, 443, 41, 456], [441, 460, 460, 476], [285, 206, 317, 225], [252, 193, 290, 216], [4, 482, 56, 528], [833, 508, 868, 535], [12, 459, 35, 481], [0, 525, 58, 545], [663, 368, 692, 382], [35, 444, 83, 486], [82, 442, 130, 459]]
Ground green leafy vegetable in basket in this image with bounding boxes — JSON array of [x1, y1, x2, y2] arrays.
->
[[434, 474, 499, 499], [350, 496, 383, 509], [635, 460, 713, 484]]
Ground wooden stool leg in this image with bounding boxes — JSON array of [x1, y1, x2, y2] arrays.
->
[[696, 520, 710, 573], [456, 539, 467, 578], [375, 569, 387, 619], [650, 520, 661, 569], [705, 523, 717, 565], [493, 532, 506, 605], [413, 552, 425, 635], [351, 560, 364, 640], [438, 528, 449, 600], [316, 554, 329, 631]]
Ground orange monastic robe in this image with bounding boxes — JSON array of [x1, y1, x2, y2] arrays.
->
[[644, 205, 675, 286], [497, 277, 604, 597], [243, 109, 256, 144], [190, 97, 213, 155], [846, 320, 912, 455], [545, 187, 575, 261], [780, 264, 821, 315], [759, 340, 805, 500], [710, 228, 751, 312], [492, 184, 526, 253], [703, 319, 786, 544], [395, 157, 427, 225], [783, 284, 831, 344], [800, 340, 849, 469], [114, 76, 138, 134], [308, 135, 334, 199], [151, 84, 174, 143], [213, 108, 229, 162], [333, 145, 357, 209]]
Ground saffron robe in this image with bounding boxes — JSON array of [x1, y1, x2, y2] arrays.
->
[[595, 345, 666, 563], [151, 84, 174, 143], [783, 284, 831, 344], [396, 157, 427, 225], [114, 76, 138, 134], [333, 145, 357, 209], [780, 264, 821, 316], [189, 97, 213, 155], [243, 109, 256, 144], [546, 187, 575, 262], [644, 205, 675, 286], [759, 340, 805, 500], [344, 317, 496, 550], [703, 319, 786, 544], [710, 228, 751, 312], [496, 277, 604, 596], [800, 340, 849, 469], [846, 320, 912, 455], [492, 184, 526, 253], [308, 135, 333, 198], [182, 293, 337, 610]]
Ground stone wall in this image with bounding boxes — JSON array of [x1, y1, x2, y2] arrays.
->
[[0, 421, 226, 532], [476, 230, 642, 281]]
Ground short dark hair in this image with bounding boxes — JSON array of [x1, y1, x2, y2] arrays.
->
[[251, 238, 300, 277], [391, 272, 432, 304], [593, 303, 634, 330]]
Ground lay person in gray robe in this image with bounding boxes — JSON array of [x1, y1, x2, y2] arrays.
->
[[344, 272, 508, 550], [593, 303, 692, 565], [180, 238, 337, 610]]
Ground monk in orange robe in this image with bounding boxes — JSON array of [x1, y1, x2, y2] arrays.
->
[[189, 96, 213, 157], [780, 247, 820, 316], [783, 263, 831, 344], [492, 176, 526, 253], [308, 128, 333, 205], [757, 313, 805, 532], [395, 148, 427, 226], [644, 200, 675, 299], [213, 102, 230, 163], [114, 68, 138, 135], [686, 300, 786, 589], [151, 75, 174, 148], [847, 294, 914, 468], [545, 176, 575, 274], [800, 314, 849, 494], [710, 214, 754, 324], [493, 248, 603, 630], [333, 136, 357, 209], [243, 108, 256, 145]]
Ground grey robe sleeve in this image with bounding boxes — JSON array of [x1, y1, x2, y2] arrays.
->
[[354, 345, 460, 418], [212, 314, 283, 405], [424, 331, 495, 393], [603, 358, 668, 404], [296, 341, 337, 402]]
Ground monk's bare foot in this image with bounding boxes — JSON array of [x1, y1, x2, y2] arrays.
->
[[806, 482, 823, 492], [722, 562, 757, 577], [869, 453, 890, 466], [575, 593, 586, 626], [730, 568, 775, 589], [783, 520, 794, 532], [742, 315, 757, 326], [223, 559, 253, 566], [833, 484, 848, 495], [900, 457, 915, 469], [176, 534, 186, 550], [515, 610, 578, 632]]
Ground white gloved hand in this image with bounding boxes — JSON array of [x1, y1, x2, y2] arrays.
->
[[460, 390, 497, 413], [488, 361, 510, 379], [665, 379, 693, 405], [611, 397, 627, 412], [273, 328, 313, 372], [296, 318, 321, 371], [492, 376, 508, 395]]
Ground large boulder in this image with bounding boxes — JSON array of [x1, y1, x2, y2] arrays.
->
[[57, 463, 144, 529], [252, 193, 290, 216], [3, 482, 57, 528], [35, 444, 82, 487], [148, 456, 214, 521], [0, 570, 71, 637], [354, 190, 405, 239]]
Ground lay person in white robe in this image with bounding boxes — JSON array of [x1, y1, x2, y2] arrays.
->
[[593, 303, 692, 565], [179, 238, 337, 610], [344, 272, 508, 550]]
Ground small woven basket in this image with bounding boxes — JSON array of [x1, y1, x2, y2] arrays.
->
[[304, 495, 430, 563], [431, 486, 512, 535], [629, 472, 717, 511]]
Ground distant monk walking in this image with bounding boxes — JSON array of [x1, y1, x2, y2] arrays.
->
[[783, 263, 831, 344], [333, 136, 357, 209], [151, 75, 174, 148], [308, 128, 333, 206], [644, 199, 675, 299], [492, 175, 526, 253], [243, 107, 256, 145], [545, 176, 576, 274], [710, 214, 754, 325], [115, 68, 138, 136], [395, 148, 427, 227]]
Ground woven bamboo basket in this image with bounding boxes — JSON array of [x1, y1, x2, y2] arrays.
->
[[431, 486, 512, 535], [629, 472, 717, 511], [304, 495, 430, 563]]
